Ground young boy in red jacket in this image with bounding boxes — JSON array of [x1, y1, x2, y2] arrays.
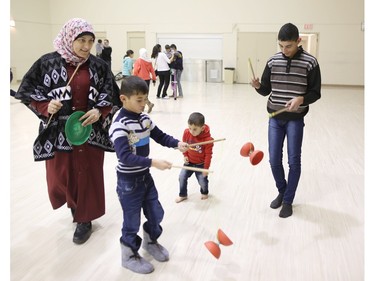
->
[[176, 112, 214, 203]]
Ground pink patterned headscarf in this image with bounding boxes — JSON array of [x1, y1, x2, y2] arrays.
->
[[53, 18, 95, 65]]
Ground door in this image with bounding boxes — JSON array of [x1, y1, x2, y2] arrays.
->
[[300, 33, 319, 58], [127, 32, 146, 59], [236, 32, 277, 84]]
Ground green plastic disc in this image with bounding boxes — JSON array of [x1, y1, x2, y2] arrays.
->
[[65, 111, 92, 145]]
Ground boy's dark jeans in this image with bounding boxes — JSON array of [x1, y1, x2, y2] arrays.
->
[[117, 172, 164, 251]]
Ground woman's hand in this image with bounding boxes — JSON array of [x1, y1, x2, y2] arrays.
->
[[48, 100, 63, 115], [80, 108, 101, 127]]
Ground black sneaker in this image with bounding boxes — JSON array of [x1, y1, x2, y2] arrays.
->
[[270, 193, 283, 209], [279, 203, 293, 218], [73, 222, 92, 244]]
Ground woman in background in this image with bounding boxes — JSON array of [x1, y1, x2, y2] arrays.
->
[[151, 44, 173, 99]]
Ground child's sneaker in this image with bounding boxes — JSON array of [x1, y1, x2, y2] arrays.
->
[[175, 196, 188, 203], [201, 194, 209, 200]]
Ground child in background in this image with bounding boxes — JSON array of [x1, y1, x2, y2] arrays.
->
[[175, 112, 214, 203], [122, 49, 134, 78], [133, 48, 156, 113], [95, 39, 103, 57], [109, 76, 188, 274], [169, 44, 184, 98], [164, 44, 172, 59]]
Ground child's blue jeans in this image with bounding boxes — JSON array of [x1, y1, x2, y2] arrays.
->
[[178, 163, 209, 197], [116, 172, 164, 251]]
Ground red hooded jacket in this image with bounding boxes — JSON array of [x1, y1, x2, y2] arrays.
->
[[182, 124, 213, 170]]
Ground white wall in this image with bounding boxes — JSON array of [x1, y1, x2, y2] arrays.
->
[[10, 0, 364, 86], [10, 0, 52, 82]]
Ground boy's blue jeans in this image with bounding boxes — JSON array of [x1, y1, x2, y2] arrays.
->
[[116, 172, 164, 251], [178, 163, 209, 197], [268, 118, 305, 204]]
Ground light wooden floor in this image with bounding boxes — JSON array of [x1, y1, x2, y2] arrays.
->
[[10, 81, 364, 281]]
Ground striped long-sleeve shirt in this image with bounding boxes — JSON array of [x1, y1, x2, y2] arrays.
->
[[109, 107, 179, 178], [257, 46, 321, 120]]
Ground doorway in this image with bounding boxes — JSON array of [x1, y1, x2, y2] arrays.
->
[[236, 32, 277, 84], [300, 33, 319, 58], [127, 32, 146, 59], [236, 32, 319, 84]]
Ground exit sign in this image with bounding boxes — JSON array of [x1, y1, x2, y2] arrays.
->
[[304, 24, 313, 30]]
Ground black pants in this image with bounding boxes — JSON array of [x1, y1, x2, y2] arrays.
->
[[157, 70, 170, 97]]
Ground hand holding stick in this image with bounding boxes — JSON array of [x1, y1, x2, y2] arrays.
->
[[188, 138, 226, 147], [46, 63, 81, 126], [268, 107, 289, 118]]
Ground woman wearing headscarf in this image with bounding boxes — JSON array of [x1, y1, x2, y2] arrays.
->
[[133, 48, 156, 113], [15, 18, 120, 245]]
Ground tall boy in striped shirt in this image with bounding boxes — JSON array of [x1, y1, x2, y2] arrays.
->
[[250, 23, 321, 218]]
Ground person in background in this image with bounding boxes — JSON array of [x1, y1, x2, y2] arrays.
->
[[14, 18, 120, 244], [164, 44, 172, 59], [95, 39, 103, 57], [10, 68, 16, 97], [250, 23, 321, 218], [169, 44, 184, 98], [151, 44, 174, 99], [133, 48, 156, 113], [101, 39, 112, 71], [122, 49, 134, 78], [109, 76, 188, 274], [175, 112, 213, 203]]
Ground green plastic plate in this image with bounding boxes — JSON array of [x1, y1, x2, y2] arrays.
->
[[65, 111, 92, 145]]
